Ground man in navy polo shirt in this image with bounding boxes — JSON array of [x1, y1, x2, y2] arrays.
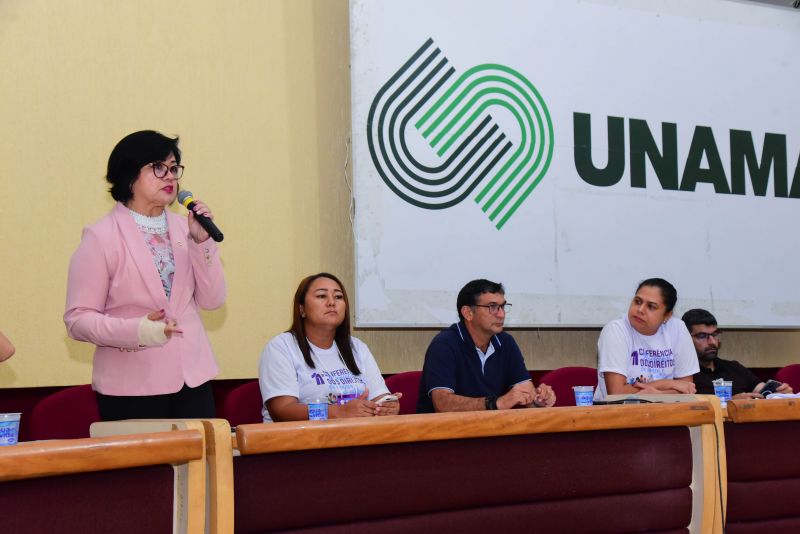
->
[[417, 279, 556, 413]]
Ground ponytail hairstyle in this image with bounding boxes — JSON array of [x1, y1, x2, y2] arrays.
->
[[636, 278, 678, 313]]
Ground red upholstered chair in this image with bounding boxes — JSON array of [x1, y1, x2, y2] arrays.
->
[[383, 371, 422, 415], [222, 380, 264, 426], [538, 366, 598, 407], [28, 384, 101, 440], [775, 364, 800, 393]]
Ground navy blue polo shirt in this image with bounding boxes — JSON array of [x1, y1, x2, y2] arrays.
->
[[416, 321, 531, 413]]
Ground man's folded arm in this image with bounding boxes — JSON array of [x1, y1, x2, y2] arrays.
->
[[431, 384, 533, 412], [431, 388, 486, 412]]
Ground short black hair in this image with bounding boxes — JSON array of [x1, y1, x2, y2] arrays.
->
[[106, 130, 181, 203], [681, 308, 717, 331], [456, 279, 505, 321], [636, 278, 678, 313]]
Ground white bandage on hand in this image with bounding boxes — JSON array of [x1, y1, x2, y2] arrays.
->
[[137, 316, 168, 347]]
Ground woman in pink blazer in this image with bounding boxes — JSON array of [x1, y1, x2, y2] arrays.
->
[[64, 130, 226, 420]]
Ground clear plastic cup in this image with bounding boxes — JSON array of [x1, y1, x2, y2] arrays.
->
[[0, 413, 21, 445], [713, 380, 733, 407], [572, 386, 594, 407], [306, 398, 329, 421]]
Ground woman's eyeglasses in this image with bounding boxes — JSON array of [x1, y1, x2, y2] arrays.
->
[[149, 162, 184, 180]]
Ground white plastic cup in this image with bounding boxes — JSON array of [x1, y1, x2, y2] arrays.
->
[[572, 386, 594, 407], [0, 413, 21, 445], [713, 381, 733, 407], [306, 399, 329, 421]]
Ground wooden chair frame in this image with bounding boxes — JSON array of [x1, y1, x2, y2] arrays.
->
[[91, 419, 233, 534]]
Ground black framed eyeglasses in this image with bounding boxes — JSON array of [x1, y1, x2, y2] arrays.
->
[[149, 161, 184, 180], [692, 331, 722, 341], [472, 302, 512, 314]]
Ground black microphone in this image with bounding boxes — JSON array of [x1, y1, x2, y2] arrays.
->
[[177, 190, 224, 242]]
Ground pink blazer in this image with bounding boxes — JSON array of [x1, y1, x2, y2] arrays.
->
[[64, 202, 226, 396]]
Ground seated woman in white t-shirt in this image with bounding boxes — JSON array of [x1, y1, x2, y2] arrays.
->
[[259, 272, 401, 422], [595, 278, 700, 401]]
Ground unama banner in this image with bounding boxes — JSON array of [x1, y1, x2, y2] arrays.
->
[[350, 0, 800, 327]]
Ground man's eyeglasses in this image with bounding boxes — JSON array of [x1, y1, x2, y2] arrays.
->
[[692, 331, 722, 341], [472, 303, 512, 314], [149, 161, 184, 180]]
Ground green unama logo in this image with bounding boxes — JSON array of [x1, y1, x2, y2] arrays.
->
[[367, 38, 554, 230]]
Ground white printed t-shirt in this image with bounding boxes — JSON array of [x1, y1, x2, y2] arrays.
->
[[259, 332, 390, 422], [594, 315, 699, 401]]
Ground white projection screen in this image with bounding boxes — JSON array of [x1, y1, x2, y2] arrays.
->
[[350, 0, 800, 328]]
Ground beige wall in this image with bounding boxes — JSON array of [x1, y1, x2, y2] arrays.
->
[[0, 0, 797, 388]]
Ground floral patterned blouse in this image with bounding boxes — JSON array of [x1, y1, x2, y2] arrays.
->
[[130, 209, 175, 298]]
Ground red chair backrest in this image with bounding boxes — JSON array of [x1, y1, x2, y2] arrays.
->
[[222, 380, 263, 426], [775, 364, 800, 393], [384, 371, 422, 415], [538, 366, 598, 407], [28, 384, 101, 440]]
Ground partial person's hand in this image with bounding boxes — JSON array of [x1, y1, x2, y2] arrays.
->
[[533, 384, 556, 407], [497, 387, 533, 409], [187, 198, 213, 243], [777, 382, 794, 394], [147, 309, 182, 338], [338, 388, 378, 418], [733, 392, 763, 400], [374, 392, 403, 416], [0, 329, 14, 362]]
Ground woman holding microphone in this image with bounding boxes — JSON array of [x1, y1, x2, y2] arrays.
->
[[64, 130, 225, 420]]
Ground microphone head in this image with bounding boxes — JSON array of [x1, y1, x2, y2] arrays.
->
[[177, 190, 193, 207]]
